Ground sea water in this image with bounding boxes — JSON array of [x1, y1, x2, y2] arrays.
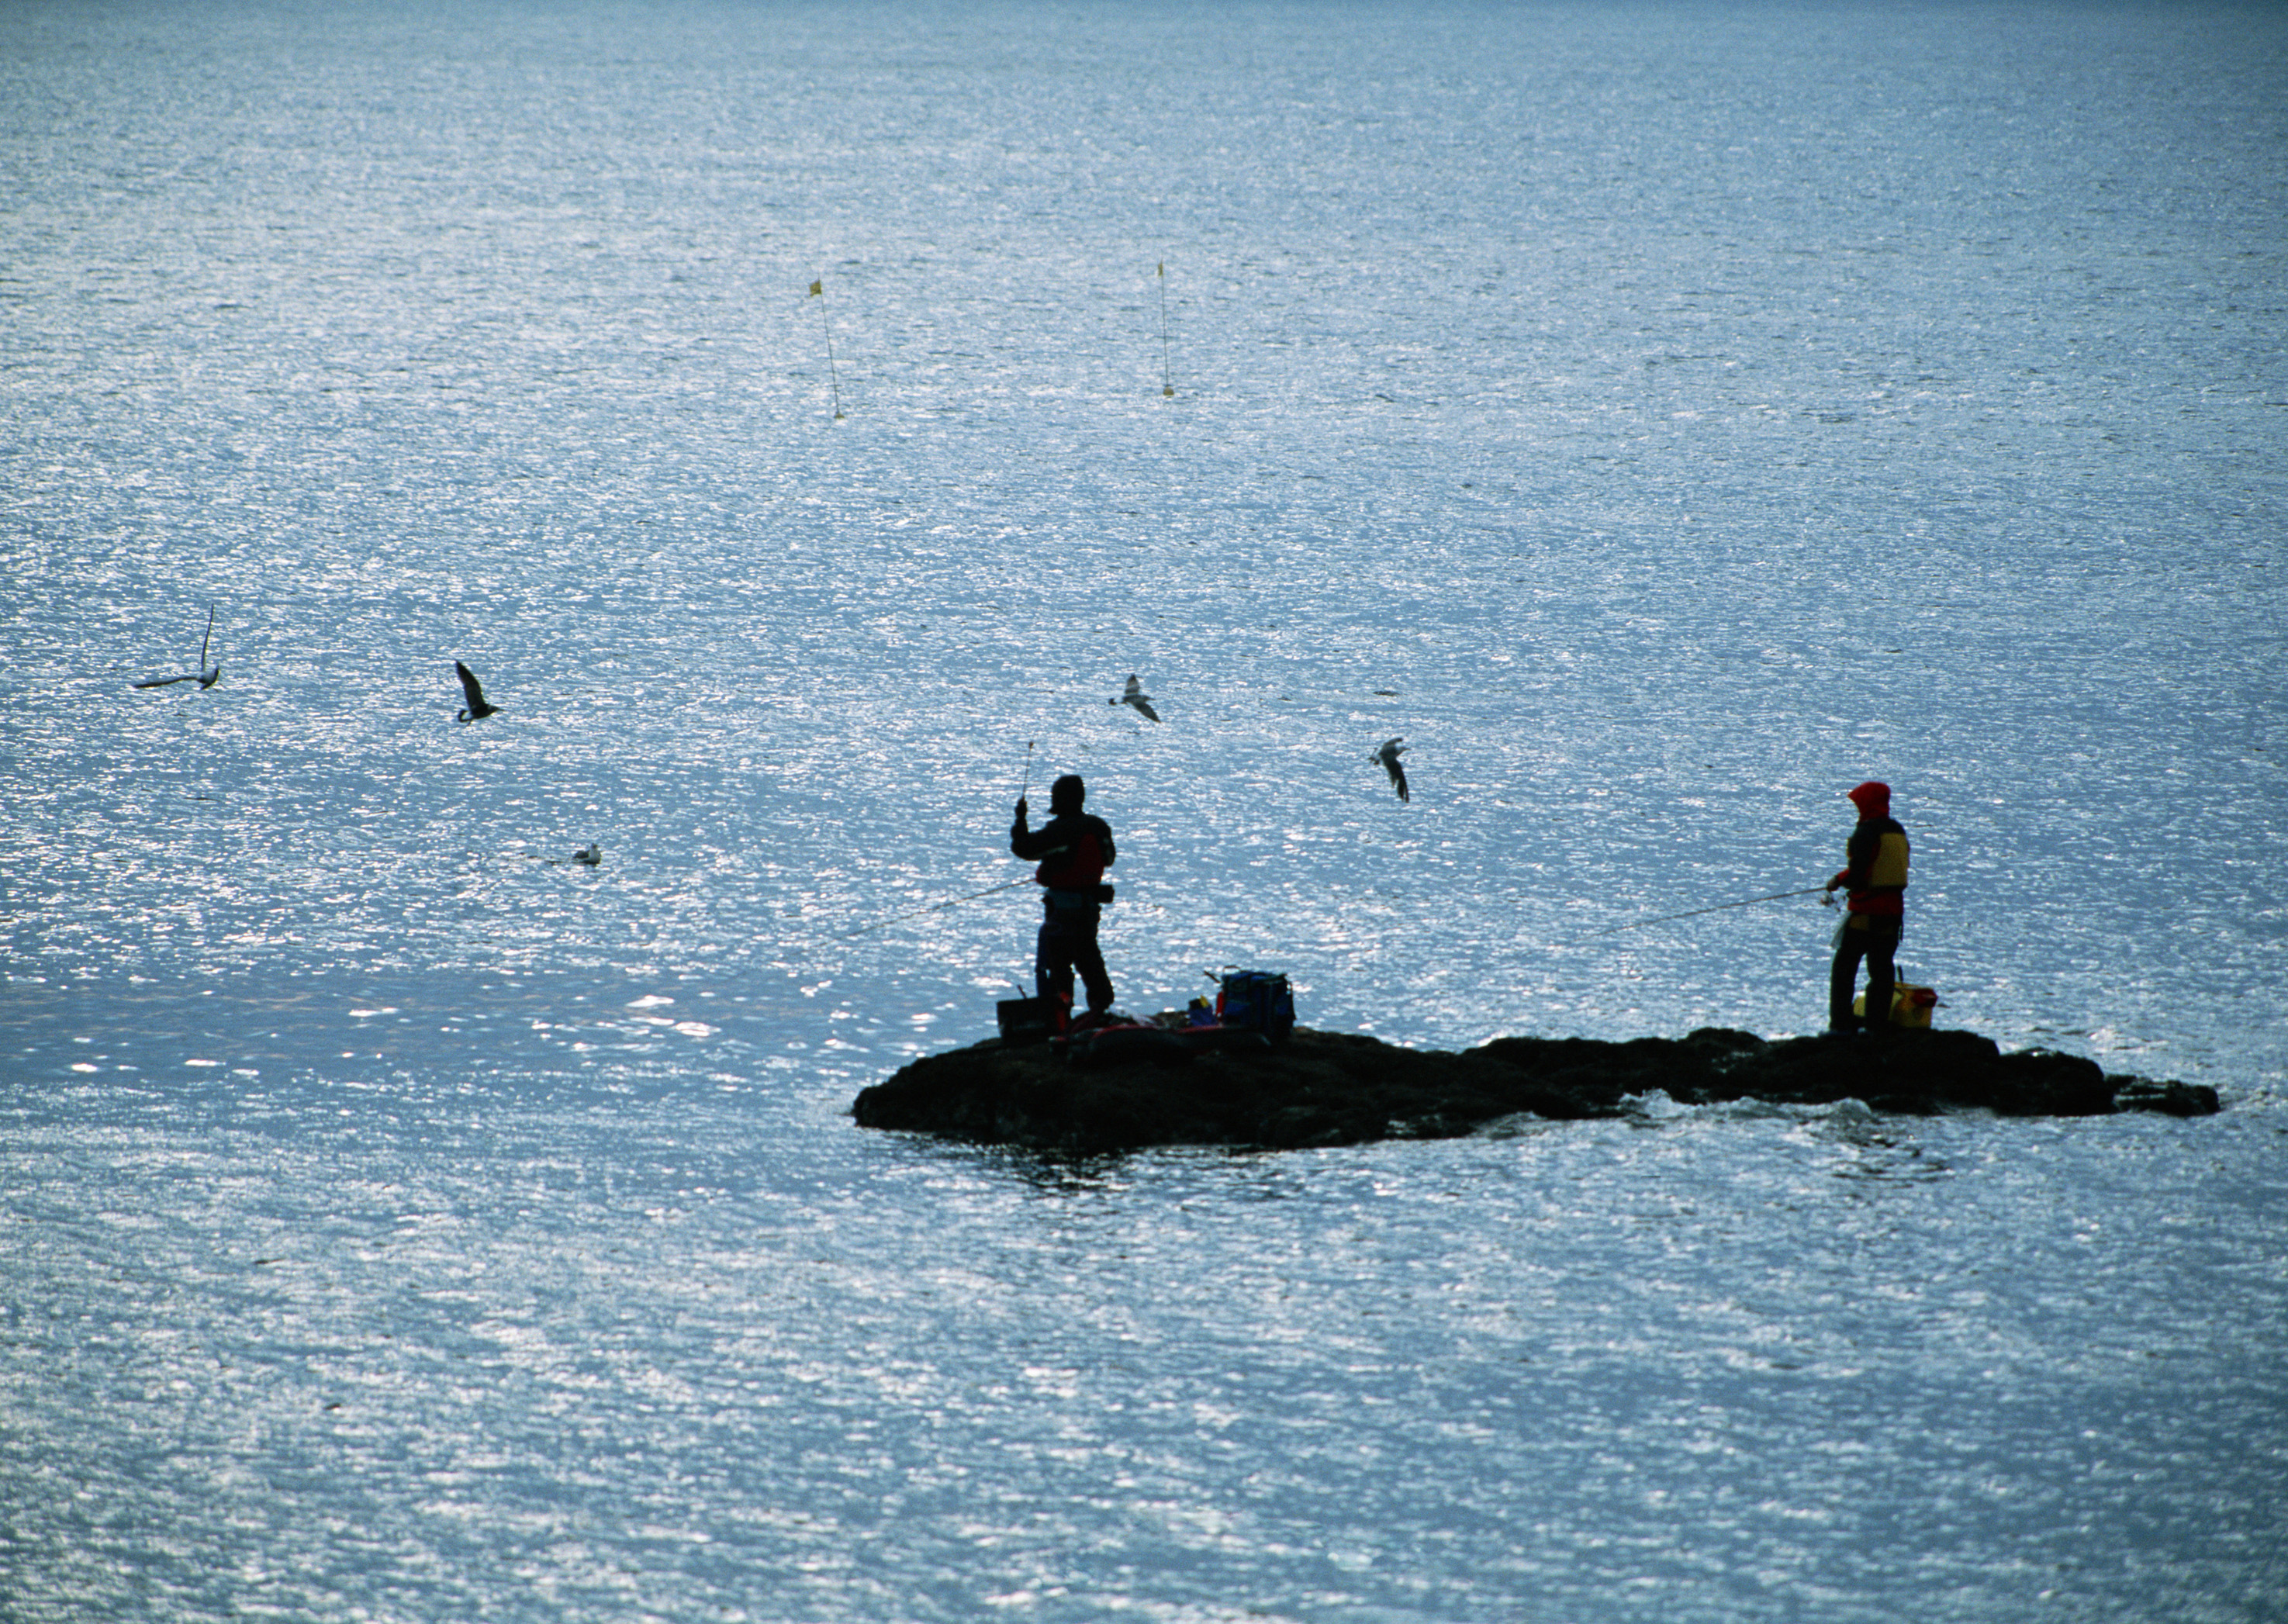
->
[[3, 2, 2285, 1619]]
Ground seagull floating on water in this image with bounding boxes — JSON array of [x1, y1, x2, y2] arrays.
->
[[1374, 737, 1410, 802], [454, 661, 499, 722], [1111, 674, 1160, 722], [132, 606, 221, 690]]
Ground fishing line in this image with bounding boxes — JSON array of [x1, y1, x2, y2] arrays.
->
[[824, 848, 1170, 945], [1575, 886, 1832, 941], [824, 875, 1039, 942]]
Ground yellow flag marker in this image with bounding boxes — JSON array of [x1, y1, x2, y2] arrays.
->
[[807, 278, 843, 419]]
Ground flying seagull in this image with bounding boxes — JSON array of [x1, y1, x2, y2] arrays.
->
[[194, 608, 219, 687], [1373, 737, 1410, 802], [454, 661, 499, 722], [1111, 674, 1160, 722], [131, 606, 221, 690]]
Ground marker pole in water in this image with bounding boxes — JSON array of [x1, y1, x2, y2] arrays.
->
[[808, 278, 844, 420], [1156, 262, 1174, 397]]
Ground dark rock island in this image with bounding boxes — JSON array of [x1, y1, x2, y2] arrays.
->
[[852, 1025, 2219, 1155]]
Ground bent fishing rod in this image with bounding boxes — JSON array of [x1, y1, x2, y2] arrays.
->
[[1576, 886, 1832, 940]]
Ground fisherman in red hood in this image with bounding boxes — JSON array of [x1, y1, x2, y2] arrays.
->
[[1011, 773, 1118, 1030], [1823, 779, 1910, 1035]]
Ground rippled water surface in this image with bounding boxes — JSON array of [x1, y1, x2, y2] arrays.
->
[[5, 2, 2286, 1619]]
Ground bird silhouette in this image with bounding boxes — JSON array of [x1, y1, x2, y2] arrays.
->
[[1374, 737, 1410, 802], [454, 661, 499, 722], [132, 606, 221, 690], [1111, 674, 1160, 722]]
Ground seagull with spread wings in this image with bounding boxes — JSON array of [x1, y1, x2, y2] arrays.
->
[[131, 606, 221, 690], [1111, 674, 1160, 723], [454, 661, 500, 722], [1374, 737, 1410, 803]]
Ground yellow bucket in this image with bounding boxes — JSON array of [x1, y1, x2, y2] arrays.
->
[[1854, 983, 1939, 1030]]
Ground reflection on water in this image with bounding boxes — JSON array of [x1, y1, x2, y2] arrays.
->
[[16, 1096, 2274, 1622], [2, 1, 2285, 1619]]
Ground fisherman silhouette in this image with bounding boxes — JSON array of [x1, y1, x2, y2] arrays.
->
[[1824, 779, 1910, 1035], [1010, 774, 1118, 1029]]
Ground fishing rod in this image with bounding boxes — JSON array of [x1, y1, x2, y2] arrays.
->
[[1577, 886, 1832, 940], [1016, 739, 1035, 804]]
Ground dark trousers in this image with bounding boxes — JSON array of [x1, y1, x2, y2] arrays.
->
[[1830, 914, 1901, 1031], [1036, 904, 1115, 1016]]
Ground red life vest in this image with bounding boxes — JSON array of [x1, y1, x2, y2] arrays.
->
[[1036, 824, 1108, 890]]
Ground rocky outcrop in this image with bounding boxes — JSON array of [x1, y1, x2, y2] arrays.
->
[[850, 1025, 2220, 1155]]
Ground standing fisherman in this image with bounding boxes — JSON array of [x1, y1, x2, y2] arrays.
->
[[1824, 780, 1910, 1035], [1011, 774, 1118, 1030]]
